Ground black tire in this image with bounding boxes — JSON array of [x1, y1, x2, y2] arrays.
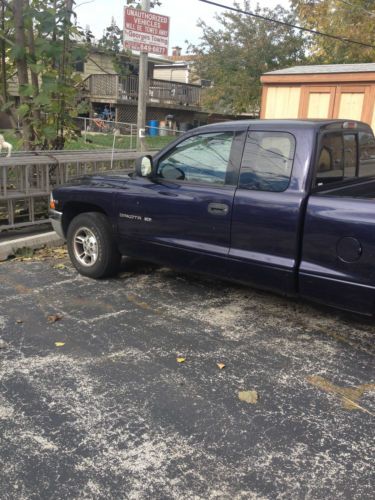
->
[[67, 212, 121, 279]]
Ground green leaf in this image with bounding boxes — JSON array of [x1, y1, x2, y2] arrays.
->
[[29, 63, 44, 75], [42, 125, 57, 140], [1, 101, 14, 112], [19, 84, 35, 97], [18, 104, 30, 119], [34, 93, 51, 106], [10, 45, 26, 60]]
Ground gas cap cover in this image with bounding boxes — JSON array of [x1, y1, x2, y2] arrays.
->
[[337, 237, 362, 263]]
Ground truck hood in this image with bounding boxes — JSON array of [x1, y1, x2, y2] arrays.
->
[[63, 172, 134, 189]]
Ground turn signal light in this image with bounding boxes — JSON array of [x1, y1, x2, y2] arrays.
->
[[50, 199, 56, 210]]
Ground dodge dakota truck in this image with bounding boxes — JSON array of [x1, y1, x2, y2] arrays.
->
[[49, 119, 375, 315]]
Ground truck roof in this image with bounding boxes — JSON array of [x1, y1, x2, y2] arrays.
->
[[197, 119, 372, 133]]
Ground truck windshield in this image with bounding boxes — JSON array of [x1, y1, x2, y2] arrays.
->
[[315, 131, 375, 187]]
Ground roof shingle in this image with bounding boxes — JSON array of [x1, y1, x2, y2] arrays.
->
[[265, 63, 375, 75]]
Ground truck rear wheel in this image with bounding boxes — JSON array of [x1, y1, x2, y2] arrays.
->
[[67, 212, 121, 279]]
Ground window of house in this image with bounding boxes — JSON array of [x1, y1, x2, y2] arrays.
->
[[156, 132, 234, 185], [74, 58, 84, 73], [239, 131, 295, 192]]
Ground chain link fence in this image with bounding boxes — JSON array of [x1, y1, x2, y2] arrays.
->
[[73, 117, 185, 152]]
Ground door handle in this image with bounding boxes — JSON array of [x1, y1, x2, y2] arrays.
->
[[208, 202, 229, 216]]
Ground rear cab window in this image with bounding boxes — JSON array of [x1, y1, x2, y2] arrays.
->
[[314, 128, 375, 189]]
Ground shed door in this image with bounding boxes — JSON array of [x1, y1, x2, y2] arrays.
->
[[301, 86, 336, 119], [307, 88, 335, 119], [334, 86, 370, 122], [264, 87, 301, 119]]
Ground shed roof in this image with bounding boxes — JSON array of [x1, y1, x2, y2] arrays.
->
[[265, 63, 375, 75]]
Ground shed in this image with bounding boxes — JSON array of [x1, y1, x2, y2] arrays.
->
[[260, 63, 375, 131]]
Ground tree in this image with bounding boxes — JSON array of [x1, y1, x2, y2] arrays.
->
[[291, 0, 375, 63], [99, 17, 123, 54], [98, 18, 133, 78], [1, 0, 88, 149], [190, 5, 306, 114], [126, 0, 161, 7]]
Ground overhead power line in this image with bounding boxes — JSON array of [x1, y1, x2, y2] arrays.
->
[[198, 0, 375, 49]]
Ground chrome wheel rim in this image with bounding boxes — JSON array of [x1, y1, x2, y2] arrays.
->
[[73, 227, 99, 267]]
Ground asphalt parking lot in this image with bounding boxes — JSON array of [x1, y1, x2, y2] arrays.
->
[[0, 247, 374, 499]]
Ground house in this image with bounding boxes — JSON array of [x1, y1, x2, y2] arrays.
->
[[5, 46, 210, 129], [153, 46, 211, 87], [260, 63, 375, 131], [75, 46, 210, 126]]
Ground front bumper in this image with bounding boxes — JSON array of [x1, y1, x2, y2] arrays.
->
[[49, 209, 65, 239]]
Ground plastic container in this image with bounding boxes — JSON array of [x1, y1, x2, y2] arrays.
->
[[159, 120, 168, 136], [147, 120, 159, 136]]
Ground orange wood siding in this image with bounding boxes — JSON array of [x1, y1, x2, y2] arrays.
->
[[264, 86, 301, 119], [261, 72, 375, 132]]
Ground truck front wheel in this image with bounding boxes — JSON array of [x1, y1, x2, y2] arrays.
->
[[67, 212, 121, 279]]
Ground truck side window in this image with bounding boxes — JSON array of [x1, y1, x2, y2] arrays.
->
[[239, 131, 295, 192], [156, 132, 234, 185], [359, 131, 375, 178]]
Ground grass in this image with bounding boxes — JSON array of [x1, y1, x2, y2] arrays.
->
[[0, 130, 178, 152]]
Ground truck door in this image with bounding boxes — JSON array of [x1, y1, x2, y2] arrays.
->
[[229, 128, 306, 295], [117, 130, 244, 266]]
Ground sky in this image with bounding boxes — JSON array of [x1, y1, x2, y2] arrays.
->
[[76, 0, 291, 52]]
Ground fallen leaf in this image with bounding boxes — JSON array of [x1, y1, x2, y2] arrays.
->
[[53, 263, 67, 270], [217, 363, 226, 370], [15, 247, 34, 259], [55, 342, 65, 347], [238, 390, 258, 404], [307, 375, 375, 415], [176, 357, 186, 363], [47, 314, 63, 323]]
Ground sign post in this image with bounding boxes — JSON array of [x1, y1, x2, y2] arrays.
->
[[124, 3, 170, 152]]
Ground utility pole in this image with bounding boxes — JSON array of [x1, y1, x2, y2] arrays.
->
[[137, 0, 150, 152]]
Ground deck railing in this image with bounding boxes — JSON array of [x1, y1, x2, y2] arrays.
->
[[87, 74, 202, 108]]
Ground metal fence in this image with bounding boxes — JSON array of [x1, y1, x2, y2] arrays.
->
[[73, 117, 184, 151], [75, 116, 184, 146], [0, 150, 146, 232], [0, 118, 187, 232]]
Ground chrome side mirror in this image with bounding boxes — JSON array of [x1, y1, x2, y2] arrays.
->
[[135, 155, 153, 177]]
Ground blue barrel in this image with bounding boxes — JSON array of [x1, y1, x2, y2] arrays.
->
[[147, 120, 159, 136]]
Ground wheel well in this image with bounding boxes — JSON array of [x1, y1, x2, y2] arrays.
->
[[62, 202, 107, 237]]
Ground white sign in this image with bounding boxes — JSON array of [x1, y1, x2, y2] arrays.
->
[[124, 7, 170, 56]]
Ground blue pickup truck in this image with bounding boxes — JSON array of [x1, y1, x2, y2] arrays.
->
[[50, 119, 375, 315]]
